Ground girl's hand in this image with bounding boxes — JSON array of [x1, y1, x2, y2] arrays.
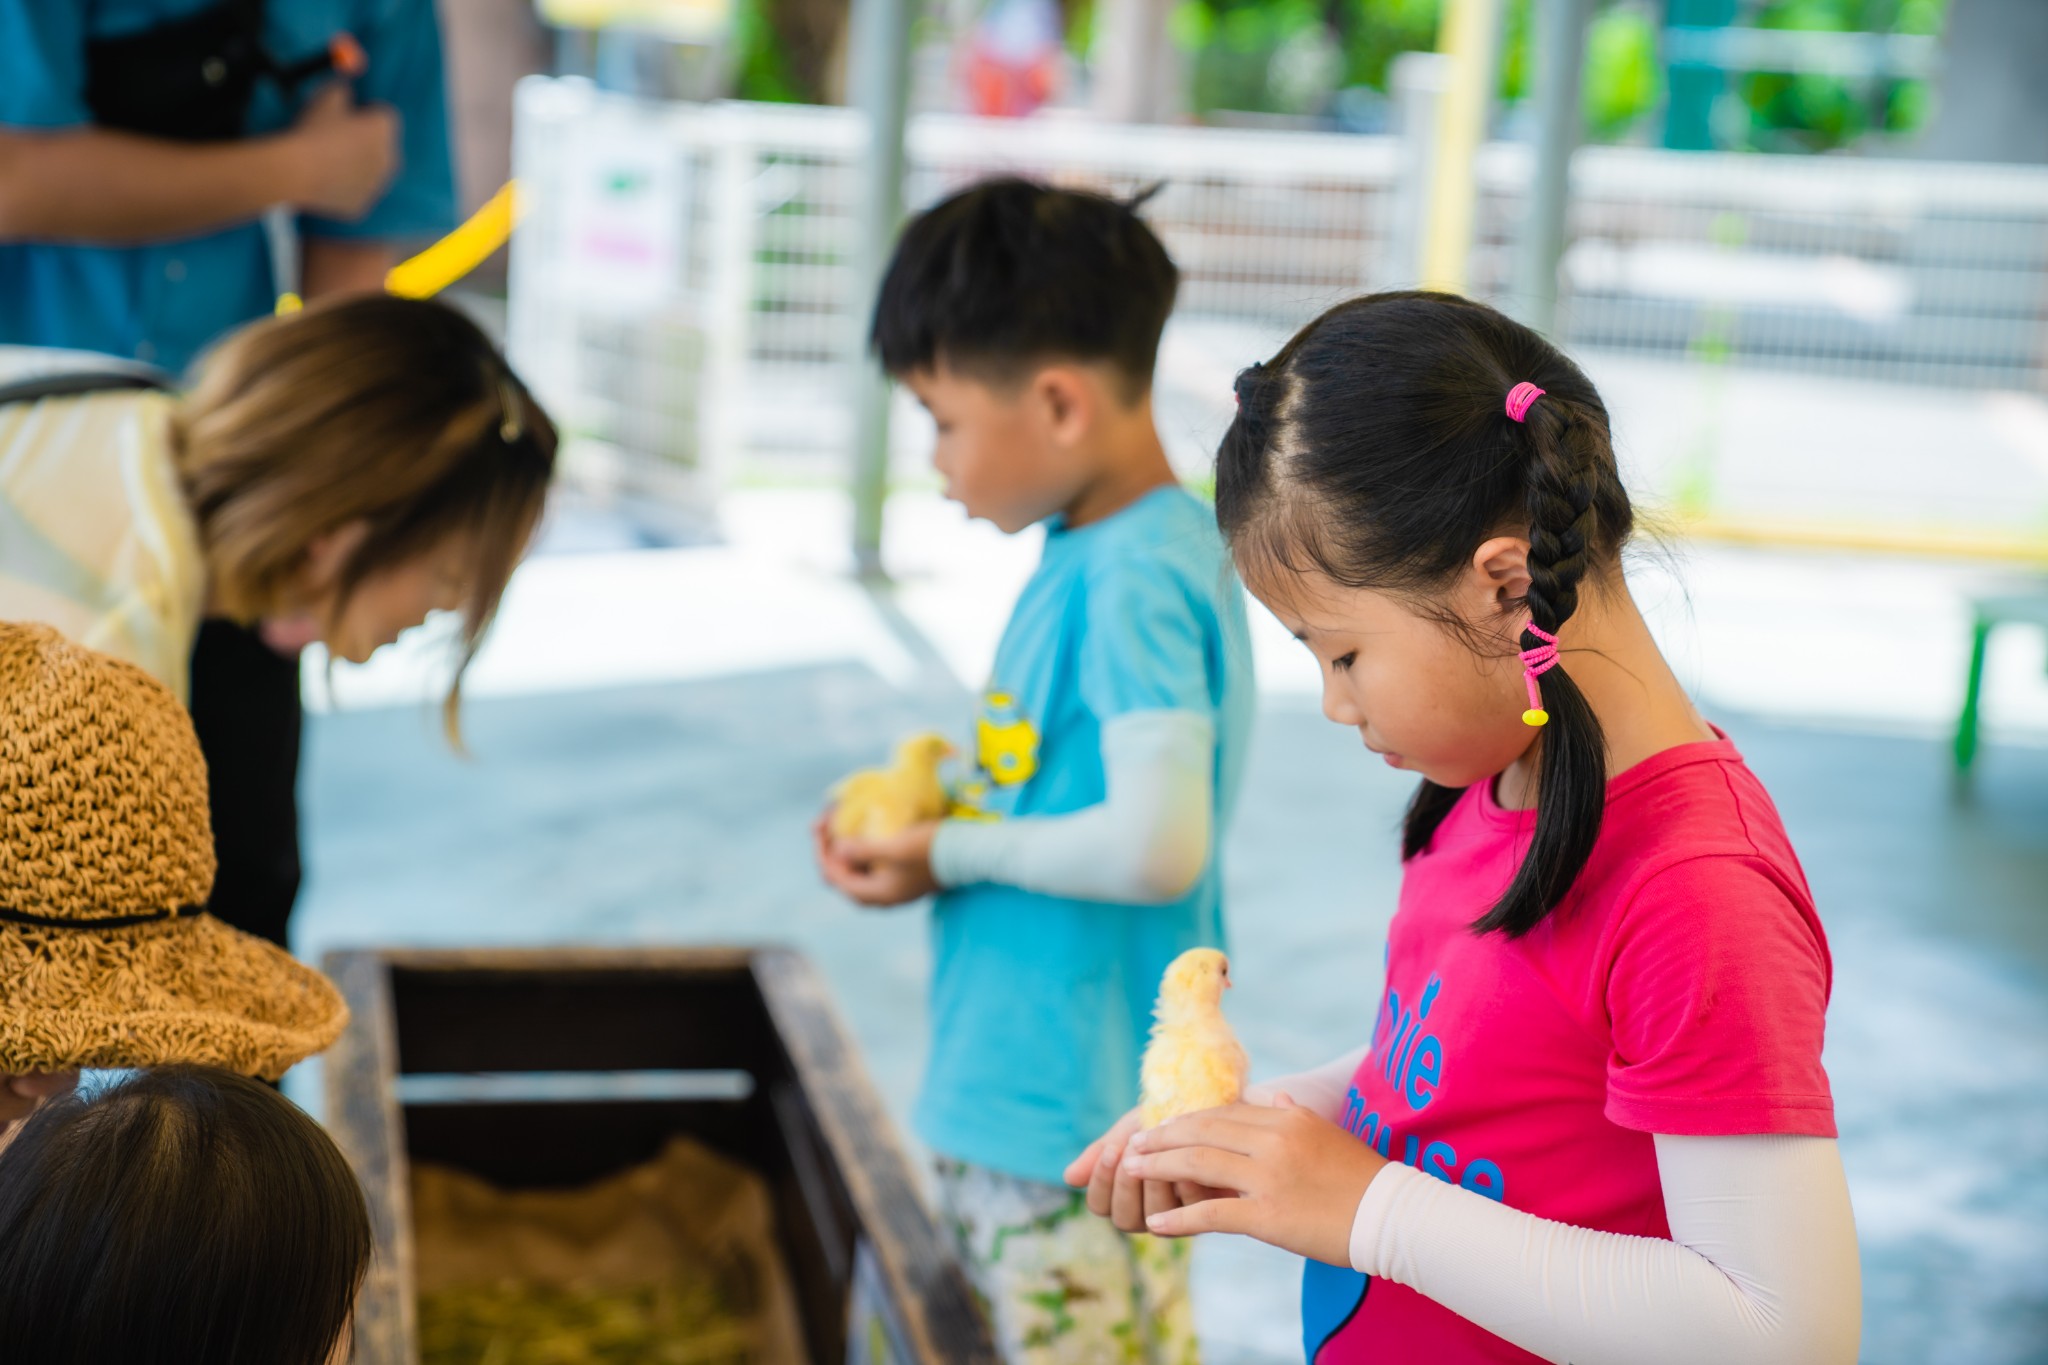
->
[[1065, 1106, 1238, 1235], [813, 818, 941, 907], [1120, 1094, 1387, 1266]]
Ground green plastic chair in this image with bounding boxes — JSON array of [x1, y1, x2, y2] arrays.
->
[[1954, 590, 2048, 777]]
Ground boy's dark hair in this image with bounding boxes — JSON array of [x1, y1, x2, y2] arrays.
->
[[870, 177, 1179, 399], [0, 1065, 372, 1365], [1216, 291, 1634, 939]]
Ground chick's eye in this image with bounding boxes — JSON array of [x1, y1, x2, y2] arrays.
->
[[1331, 651, 1357, 672]]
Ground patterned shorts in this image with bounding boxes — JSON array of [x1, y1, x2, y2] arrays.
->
[[933, 1156, 1200, 1365]]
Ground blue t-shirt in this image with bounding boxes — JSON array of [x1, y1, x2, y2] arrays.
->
[[915, 485, 1256, 1184], [0, 0, 456, 373]]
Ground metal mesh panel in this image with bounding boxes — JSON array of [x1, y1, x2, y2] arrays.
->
[[509, 79, 2048, 508]]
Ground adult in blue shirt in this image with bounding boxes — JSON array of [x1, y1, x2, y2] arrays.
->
[[0, 0, 457, 373]]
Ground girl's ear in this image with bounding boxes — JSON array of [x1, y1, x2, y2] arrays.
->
[[1470, 534, 1533, 620], [300, 519, 372, 594], [1030, 365, 1095, 447]]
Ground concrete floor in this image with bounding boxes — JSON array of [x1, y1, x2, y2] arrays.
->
[[292, 648, 2048, 1364]]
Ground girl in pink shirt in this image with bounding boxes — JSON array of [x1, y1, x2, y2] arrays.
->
[[1065, 292, 1861, 1364]]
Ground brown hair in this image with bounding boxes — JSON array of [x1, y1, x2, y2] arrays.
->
[[168, 295, 557, 739]]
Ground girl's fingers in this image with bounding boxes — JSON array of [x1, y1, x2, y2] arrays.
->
[[1079, 1108, 1145, 1208], [1141, 1177, 1179, 1225], [1174, 1180, 1233, 1206], [1123, 1145, 1256, 1193], [1064, 1136, 1105, 1189], [1148, 1194, 1257, 1239], [1085, 1141, 1124, 1217], [1109, 1156, 1148, 1232], [1131, 1111, 1270, 1157]]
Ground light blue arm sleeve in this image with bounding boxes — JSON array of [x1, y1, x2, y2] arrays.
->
[[301, 0, 456, 242], [0, 2, 90, 128], [931, 558, 1227, 903], [931, 710, 1214, 904]]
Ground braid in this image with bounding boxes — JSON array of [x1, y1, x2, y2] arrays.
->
[[1522, 403, 1600, 635], [1473, 397, 1625, 937]]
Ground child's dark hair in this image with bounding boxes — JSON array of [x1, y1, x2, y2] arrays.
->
[[870, 176, 1179, 399], [1217, 291, 1633, 937], [0, 1066, 372, 1365]]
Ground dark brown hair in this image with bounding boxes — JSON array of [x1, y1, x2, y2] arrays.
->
[[169, 294, 557, 738], [870, 176, 1178, 400], [0, 1066, 372, 1365], [1217, 291, 1633, 937]]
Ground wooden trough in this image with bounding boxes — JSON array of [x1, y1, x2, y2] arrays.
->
[[323, 946, 997, 1364]]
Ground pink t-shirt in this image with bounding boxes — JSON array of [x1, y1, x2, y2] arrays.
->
[[1307, 734, 1835, 1363]]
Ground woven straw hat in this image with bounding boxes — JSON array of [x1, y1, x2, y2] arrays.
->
[[0, 622, 346, 1079]]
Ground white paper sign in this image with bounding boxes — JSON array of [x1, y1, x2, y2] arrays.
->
[[560, 115, 688, 316]]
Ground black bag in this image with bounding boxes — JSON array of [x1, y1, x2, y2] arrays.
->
[[82, 0, 352, 143]]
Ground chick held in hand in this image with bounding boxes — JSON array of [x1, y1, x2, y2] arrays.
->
[[1140, 947, 1249, 1127], [827, 733, 956, 841]]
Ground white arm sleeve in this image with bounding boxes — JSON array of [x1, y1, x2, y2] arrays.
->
[[1346, 1134, 1860, 1365], [928, 709, 1214, 905], [1242, 1046, 1369, 1122]]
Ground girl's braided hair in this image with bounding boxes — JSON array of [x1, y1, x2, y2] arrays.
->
[[1218, 291, 1633, 936]]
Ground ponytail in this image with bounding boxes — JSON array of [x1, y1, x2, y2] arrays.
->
[[1215, 291, 1633, 938]]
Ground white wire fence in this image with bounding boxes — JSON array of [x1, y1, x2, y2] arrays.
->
[[507, 78, 2048, 532]]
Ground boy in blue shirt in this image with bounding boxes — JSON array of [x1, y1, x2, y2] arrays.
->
[[817, 178, 1254, 1363]]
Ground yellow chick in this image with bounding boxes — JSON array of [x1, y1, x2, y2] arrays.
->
[[1139, 947, 1249, 1127], [827, 733, 956, 841]]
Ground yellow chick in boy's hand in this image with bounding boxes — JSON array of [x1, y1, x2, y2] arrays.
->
[[1140, 948, 1249, 1126], [827, 733, 956, 841]]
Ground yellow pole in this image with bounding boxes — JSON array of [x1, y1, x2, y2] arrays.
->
[[385, 181, 526, 299], [1420, 0, 1502, 293]]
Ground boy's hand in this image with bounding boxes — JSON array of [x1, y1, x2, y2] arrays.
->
[[1119, 1094, 1387, 1267], [1065, 1106, 1236, 1235], [813, 816, 941, 907]]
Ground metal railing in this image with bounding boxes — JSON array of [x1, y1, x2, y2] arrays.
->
[[507, 79, 2048, 522]]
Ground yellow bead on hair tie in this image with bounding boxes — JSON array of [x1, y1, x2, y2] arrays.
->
[[1522, 708, 1550, 727]]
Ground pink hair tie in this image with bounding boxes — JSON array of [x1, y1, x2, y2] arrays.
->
[[1505, 382, 1546, 423], [1519, 623, 1558, 727]]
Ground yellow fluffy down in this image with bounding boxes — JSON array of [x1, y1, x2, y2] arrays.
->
[[1139, 947, 1248, 1127], [827, 733, 955, 841]]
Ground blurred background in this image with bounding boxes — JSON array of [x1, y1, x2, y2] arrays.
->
[[293, 1, 2046, 1360]]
